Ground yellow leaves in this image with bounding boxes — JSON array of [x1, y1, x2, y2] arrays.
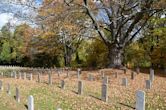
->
[[41, 31, 55, 39]]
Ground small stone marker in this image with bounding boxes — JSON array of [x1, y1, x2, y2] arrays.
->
[[101, 71, 105, 79], [150, 68, 154, 81], [136, 67, 140, 74], [0, 80, 3, 91], [78, 81, 83, 95], [66, 68, 69, 77], [102, 76, 109, 84], [30, 73, 33, 81], [19, 72, 22, 79], [28, 95, 34, 110], [114, 72, 118, 78], [146, 80, 152, 89], [0, 72, 3, 76], [124, 67, 127, 74], [131, 71, 135, 80], [10, 72, 13, 78], [136, 90, 145, 110], [77, 68, 81, 79], [16, 87, 20, 103], [7, 83, 11, 95], [23, 73, 26, 80], [61, 80, 65, 89], [101, 83, 108, 102], [88, 74, 94, 81], [38, 73, 41, 83], [48, 71, 52, 85], [122, 78, 128, 87], [14, 72, 17, 79]]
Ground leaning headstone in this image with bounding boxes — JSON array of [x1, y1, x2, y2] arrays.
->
[[78, 81, 83, 95], [146, 80, 152, 89], [7, 83, 11, 95], [101, 83, 108, 102], [0, 80, 3, 91], [131, 71, 135, 80], [136, 90, 145, 110], [61, 80, 65, 89], [150, 68, 154, 81], [28, 95, 34, 110], [102, 76, 109, 84], [16, 87, 20, 103], [48, 71, 52, 85], [122, 78, 128, 87]]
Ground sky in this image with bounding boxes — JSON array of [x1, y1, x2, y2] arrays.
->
[[0, 0, 43, 29]]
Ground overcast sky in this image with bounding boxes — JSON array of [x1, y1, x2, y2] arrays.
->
[[0, 0, 43, 29]]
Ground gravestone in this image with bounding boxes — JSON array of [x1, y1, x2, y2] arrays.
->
[[150, 68, 154, 81], [136, 90, 145, 110], [19, 72, 22, 79], [0, 80, 3, 91], [114, 72, 118, 78], [14, 71, 17, 79], [123, 67, 127, 74], [30, 73, 33, 81], [48, 71, 52, 85], [23, 73, 26, 80], [16, 87, 20, 103], [61, 80, 65, 89], [146, 80, 152, 89], [1, 72, 3, 76], [102, 76, 109, 84], [66, 68, 69, 77], [122, 78, 128, 87], [101, 83, 108, 102], [101, 71, 105, 79], [28, 95, 34, 110], [88, 74, 94, 81], [7, 83, 11, 95], [10, 72, 13, 78], [77, 69, 81, 79], [78, 81, 83, 95], [136, 67, 140, 74], [38, 73, 41, 83], [131, 71, 135, 80]]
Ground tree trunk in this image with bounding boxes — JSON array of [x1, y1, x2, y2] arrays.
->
[[108, 44, 124, 68]]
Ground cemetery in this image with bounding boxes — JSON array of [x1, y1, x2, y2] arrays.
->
[[0, 0, 165, 110], [0, 66, 165, 110]]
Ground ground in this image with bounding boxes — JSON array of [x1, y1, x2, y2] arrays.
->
[[0, 68, 166, 110]]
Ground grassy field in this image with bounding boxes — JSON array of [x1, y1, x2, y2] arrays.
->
[[0, 68, 166, 110]]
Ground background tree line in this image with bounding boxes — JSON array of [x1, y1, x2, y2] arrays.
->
[[0, 0, 165, 69]]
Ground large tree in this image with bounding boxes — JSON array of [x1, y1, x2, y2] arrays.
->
[[65, 0, 165, 68]]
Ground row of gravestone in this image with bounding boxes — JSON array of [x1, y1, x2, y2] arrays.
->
[[0, 80, 62, 110], [0, 68, 156, 110]]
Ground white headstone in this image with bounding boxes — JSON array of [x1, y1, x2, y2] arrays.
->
[[136, 90, 145, 110], [28, 95, 34, 110]]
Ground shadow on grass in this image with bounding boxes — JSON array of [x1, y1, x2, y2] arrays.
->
[[24, 104, 28, 109], [118, 102, 135, 109], [89, 94, 101, 101]]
